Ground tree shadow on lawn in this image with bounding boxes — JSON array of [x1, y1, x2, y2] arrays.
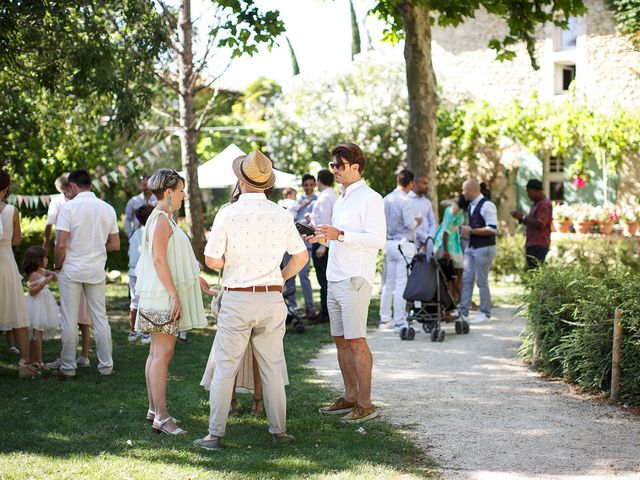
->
[[0, 319, 436, 478]]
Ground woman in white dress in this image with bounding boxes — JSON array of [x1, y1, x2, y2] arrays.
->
[[0, 169, 37, 377], [135, 169, 207, 435]]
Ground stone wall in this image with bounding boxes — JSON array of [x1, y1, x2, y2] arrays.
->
[[430, 0, 640, 110]]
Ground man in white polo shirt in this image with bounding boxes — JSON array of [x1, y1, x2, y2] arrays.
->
[[53, 169, 120, 378], [194, 150, 308, 450], [311, 143, 386, 424]]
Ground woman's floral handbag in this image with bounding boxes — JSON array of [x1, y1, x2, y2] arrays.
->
[[137, 308, 180, 336]]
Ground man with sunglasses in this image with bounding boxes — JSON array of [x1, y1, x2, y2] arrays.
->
[[305, 143, 386, 423]]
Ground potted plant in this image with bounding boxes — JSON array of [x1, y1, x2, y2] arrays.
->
[[552, 203, 572, 233], [621, 206, 639, 237], [593, 206, 618, 235], [573, 204, 594, 234]]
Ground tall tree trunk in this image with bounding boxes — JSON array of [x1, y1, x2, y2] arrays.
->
[[349, 0, 361, 59], [285, 36, 300, 75], [178, 0, 205, 263], [400, 1, 439, 210]]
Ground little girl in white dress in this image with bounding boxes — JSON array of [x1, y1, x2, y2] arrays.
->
[[23, 246, 60, 369]]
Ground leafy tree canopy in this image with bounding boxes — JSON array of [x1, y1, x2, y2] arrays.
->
[[371, 0, 587, 68], [607, 0, 640, 48]]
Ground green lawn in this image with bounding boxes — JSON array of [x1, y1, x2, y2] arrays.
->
[[0, 282, 438, 480]]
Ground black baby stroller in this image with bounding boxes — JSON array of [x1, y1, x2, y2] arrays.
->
[[399, 240, 469, 342], [283, 277, 305, 334]]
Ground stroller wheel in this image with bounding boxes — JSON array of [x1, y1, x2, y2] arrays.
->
[[462, 320, 470, 334], [399, 327, 408, 340], [422, 323, 433, 334], [430, 329, 439, 342], [407, 327, 415, 341], [437, 330, 446, 342], [455, 321, 463, 335], [294, 321, 305, 334]]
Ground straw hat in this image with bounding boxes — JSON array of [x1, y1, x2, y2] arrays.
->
[[232, 149, 276, 190]]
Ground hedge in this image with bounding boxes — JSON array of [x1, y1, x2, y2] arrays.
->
[[520, 263, 640, 405], [14, 216, 129, 274]]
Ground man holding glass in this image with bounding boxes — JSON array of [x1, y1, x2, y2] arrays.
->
[[305, 143, 386, 424]]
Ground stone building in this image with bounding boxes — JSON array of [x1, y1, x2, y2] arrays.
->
[[429, 0, 640, 217]]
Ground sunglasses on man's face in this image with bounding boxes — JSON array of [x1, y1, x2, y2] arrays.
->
[[328, 161, 349, 171]]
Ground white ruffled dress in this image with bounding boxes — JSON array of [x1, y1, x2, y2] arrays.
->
[[134, 209, 207, 333], [25, 275, 60, 340]]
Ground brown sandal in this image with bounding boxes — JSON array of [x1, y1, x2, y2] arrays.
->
[[251, 397, 264, 416]]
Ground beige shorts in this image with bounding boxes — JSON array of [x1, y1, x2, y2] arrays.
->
[[327, 277, 373, 339]]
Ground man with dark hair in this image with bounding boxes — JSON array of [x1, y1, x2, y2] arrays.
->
[[378, 169, 419, 332], [285, 173, 318, 318], [408, 176, 437, 257], [53, 169, 120, 379], [308, 169, 337, 323], [510, 179, 553, 269], [124, 175, 157, 238], [307, 143, 386, 423]]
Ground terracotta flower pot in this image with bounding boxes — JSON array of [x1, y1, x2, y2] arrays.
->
[[599, 221, 614, 235], [624, 222, 639, 237], [554, 219, 572, 233], [576, 221, 593, 234]]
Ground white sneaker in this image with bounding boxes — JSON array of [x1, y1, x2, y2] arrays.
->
[[141, 333, 152, 345], [378, 321, 393, 330], [128, 331, 141, 342], [469, 313, 490, 324], [76, 356, 91, 367], [45, 358, 62, 370]]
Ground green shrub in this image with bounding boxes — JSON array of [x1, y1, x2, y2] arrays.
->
[[520, 264, 640, 405], [492, 232, 526, 278], [13, 215, 129, 273]]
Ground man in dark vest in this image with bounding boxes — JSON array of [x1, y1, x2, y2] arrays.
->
[[460, 179, 498, 324]]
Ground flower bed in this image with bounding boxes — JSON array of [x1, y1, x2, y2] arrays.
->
[[552, 203, 640, 236]]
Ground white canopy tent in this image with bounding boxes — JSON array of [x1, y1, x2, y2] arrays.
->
[[183, 144, 298, 189]]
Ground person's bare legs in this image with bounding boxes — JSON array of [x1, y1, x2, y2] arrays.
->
[[30, 330, 43, 365], [13, 327, 32, 364], [79, 324, 91, 359], [251, 353, 264, 414], [145, 339, 154, 413], [346, 337, 373, 408], [454, 268, 463, 304], [148, 333, 178, 430], [130, 309, 137, 332], [334, 336, 359, 403]]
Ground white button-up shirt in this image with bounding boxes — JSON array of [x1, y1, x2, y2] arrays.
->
[[408, 191, 437, 248], [46, 193, 67, 226], [327, 180, 386, 285], [469, 194, 498, 233], [56, 192, 119, 283], [124, 192, 157, 237], [310, 187, 337, 227], [205, 193, 306, 288]]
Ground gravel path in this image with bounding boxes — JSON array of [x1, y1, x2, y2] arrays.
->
[[309, 307, 640, 479]]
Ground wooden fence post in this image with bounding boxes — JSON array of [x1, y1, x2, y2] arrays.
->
[[610, 309, 623, 403]]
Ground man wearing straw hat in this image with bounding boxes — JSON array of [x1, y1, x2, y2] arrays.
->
[[195, 149, 308, 450]]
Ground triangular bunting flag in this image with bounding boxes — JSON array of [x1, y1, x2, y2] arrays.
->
[[108, 171, 118, 182], [118, 165, 128, 176], [92, 179, 102, 191], [40, 195, 51, 207], [135, 157, 144, 168], [101, 175, 110, 187], [126, 161, 136, 172], [17, 195, 24, 207]]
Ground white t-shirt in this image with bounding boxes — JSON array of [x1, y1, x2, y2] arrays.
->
[[205, 193, 306, 288], [327, 180, 386, 285], [56, 192, 119, 283]]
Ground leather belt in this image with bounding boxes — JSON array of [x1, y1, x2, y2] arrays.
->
[[387, 238, 414, 243], [224, 285, 283, 293]]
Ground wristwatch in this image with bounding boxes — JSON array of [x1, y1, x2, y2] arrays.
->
[[337, 230, 345, 242]]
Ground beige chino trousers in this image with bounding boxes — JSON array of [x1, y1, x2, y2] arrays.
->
[[208, 291, 288, 437]]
